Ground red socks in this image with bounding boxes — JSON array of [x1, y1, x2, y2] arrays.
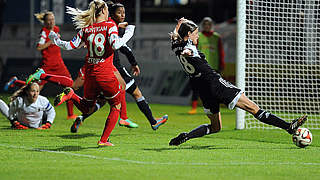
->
[[191, 100, 198, 109], [14, 80, 26, 87], [40, 73, 73, 87], [99, 107, 120, 143], [69, 93, 91, 114], [119, 90, 128, 120], [66, 100, 74, 116]]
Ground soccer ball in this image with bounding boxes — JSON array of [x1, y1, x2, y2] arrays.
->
[[292, 128, 312, 148]]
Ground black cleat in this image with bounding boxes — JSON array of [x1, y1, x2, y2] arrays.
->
[[70, 116, 83, 133], [287, 115, 308, 134], [169, 132, 189, 146]]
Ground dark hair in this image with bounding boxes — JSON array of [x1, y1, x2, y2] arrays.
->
[[178, 20, 198, 38], [171, 19, 198, 42], [106, 1, 124, 17]]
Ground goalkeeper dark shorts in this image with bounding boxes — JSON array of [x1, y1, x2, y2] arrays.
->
[[191, 77, 242, 114], [117, 66, 137, 95]]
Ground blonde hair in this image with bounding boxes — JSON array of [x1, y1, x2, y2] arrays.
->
[[34, 11, 54, 24], [67, 0, 106, 29]]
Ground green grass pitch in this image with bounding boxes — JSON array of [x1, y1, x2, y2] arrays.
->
[[0, 95, 319, 180]]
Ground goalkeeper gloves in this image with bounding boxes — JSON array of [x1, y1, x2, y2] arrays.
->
[[12, 121, 29, 130], [37, 122, 52, 130]]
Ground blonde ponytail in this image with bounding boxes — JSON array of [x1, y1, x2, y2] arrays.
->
[[34, 11, 54, 24], [67, 0, 106, 29]]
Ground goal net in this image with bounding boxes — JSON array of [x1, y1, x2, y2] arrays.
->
[[236, 0, 320, 129]]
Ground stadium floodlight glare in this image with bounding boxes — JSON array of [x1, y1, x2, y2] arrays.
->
[[236, 0, 320, 130]]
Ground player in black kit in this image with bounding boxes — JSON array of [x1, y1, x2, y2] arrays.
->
[[109, 2, 168, 130], [169, 18, 307, 146]]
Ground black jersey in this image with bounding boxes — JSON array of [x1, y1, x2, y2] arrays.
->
[[113, 28, 138, 69], [172, 39, 241, 113], [171, 39, 221, 81]]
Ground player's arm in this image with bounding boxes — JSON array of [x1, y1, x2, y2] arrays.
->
[[44, 102, 55, 125], [38, 100, 55, 130], [36, 30, 53, 51], [8, 100, 18, 121], [109, 25, 135, 50], [119, 45, 138, 66], [119, 45, 140, 76], [48, 30, 83, 50]]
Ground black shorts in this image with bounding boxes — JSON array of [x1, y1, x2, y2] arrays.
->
[[117, 67, 137, 95], [191, 76, 242, 114]]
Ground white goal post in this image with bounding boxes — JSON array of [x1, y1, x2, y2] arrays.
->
[[236, 0, 320, 130]]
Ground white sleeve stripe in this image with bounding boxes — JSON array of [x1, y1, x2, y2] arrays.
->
[[38, 31, 47, 45], [108, 26, 118, 35]]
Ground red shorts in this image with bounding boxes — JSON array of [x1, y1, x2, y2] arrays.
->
[[83, 74, 121, 106], [40, 63, 71, 85], [79, 65, 117, 81]]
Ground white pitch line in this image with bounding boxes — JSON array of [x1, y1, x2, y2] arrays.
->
[[1, 143, 320, 166]]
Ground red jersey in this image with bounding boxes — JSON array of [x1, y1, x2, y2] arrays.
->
[[37, 26, 64, 67], [72, 20, 118, 78]]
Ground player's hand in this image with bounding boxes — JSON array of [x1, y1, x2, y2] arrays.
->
[[175, 17, 187, 33], [131, 65, 140, 76], [12, 121, 29, 130], [181, 48, 193, 56], [48, 31, 58, 41], [118, 22, 128, 28], [37, 122, 51, 130]]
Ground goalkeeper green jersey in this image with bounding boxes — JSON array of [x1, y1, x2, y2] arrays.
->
[[198, 31, 221, 70]]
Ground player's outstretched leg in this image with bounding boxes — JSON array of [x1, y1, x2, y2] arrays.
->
[[26, 68, 45, 84], [54, 87, 74, 106], [98, 105, 120, 147], [151, 114, 168, 130], [3, 76, 18, 91], [169, 124, 214, 146], [287, 115, 308, 134]]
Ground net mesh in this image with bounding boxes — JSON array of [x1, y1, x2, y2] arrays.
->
[[244, 0, 320, 129]]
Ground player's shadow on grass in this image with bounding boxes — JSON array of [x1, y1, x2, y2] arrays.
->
[[0, 126, 13, 130], [47, 146, 86, 152], [57, 133, 99, 139], [176, 112, 205, 116], [143, 145, 221, 152]]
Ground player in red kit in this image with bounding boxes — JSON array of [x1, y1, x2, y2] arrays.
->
[[33, 11, 76, 120], [48, 0, 135, 147]]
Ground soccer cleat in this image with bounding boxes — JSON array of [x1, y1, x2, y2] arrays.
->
[[54, 87, 74, 106], [287, 115, 308, 134], [26, 68, 45, 84], [188, 108, 197, 115], [70, 116, 83, 133], [3, 76, 17, 91], [169, 132, 189, 146], [67, 114, 77, 120], [151, 114, 168, 130], [119, 119, 139, 128], [97, 139, 114, 147]]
